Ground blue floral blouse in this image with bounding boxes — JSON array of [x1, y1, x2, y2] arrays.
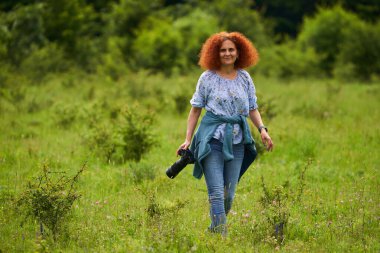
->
[[190, 69, 258, 144]]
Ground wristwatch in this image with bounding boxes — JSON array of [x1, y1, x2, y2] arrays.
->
[[258, 125, 268, 133]]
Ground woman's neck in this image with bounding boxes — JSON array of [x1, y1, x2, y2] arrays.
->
[[216, 65, 237, 80], [219, 65, 235, 75]]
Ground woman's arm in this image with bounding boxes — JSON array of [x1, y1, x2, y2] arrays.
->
[[249, 109, 274, 151], [177, 107, 202, 154]]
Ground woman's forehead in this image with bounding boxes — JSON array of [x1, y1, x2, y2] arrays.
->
[[220, 40, 236, 48]]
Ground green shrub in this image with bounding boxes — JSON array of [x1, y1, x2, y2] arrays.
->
[[20, 43, 70, 83], [206, 0, 270, 48], [106, 0, 162, 38], [0, 20, 10, 61], [125, 72, 169, 111], [298, 6, 363, 75], [16, 164, 84, 241], [0, 63, 13, 89], [256, 41, 321, 79], [82, 102, 158, 164], [0, 3, 47, 66], [96, 36, 128, 81], [173, 92, 190, 115], [173, 9, 219, 68], [70, 37, 102, 73], [260, 178, 289, 245], [78, 101, 105, 128], [84, 124, 115, 162], [113, 105, 156, 162], [42, 0, 97, 59], [335, 21, 380, 81], [259, 159, 312, 246], [132, 16, 184, 75]]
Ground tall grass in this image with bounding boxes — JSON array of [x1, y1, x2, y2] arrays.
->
[[0, 72, 379, 252]]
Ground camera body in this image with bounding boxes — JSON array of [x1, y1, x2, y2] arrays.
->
[[166, 149, 195, 179]]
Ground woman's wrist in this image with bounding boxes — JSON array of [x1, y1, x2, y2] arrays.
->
[[258, 125, 268, 133]]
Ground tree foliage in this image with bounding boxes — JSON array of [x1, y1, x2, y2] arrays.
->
[[0, 3, 46, 65], [298, 6, 362, 75], [297, 6, 379, 80], [0, 0, 378, 79]]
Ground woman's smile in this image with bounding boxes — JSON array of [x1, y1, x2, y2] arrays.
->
[[219, 40, 238, 66]]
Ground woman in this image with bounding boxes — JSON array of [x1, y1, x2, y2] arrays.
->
[[177, 32, 273, 235]]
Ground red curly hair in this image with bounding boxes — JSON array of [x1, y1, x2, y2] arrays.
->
[[198, 32, 259, 70]]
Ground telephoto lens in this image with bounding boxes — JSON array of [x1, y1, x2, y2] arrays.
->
[[166, 149, 195, 179]]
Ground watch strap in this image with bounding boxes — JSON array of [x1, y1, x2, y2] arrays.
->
[[258, 125, 268, 133]]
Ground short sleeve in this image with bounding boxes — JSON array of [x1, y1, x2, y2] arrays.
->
[[190, 73, 207, 108], [245, 72, 258, 110]]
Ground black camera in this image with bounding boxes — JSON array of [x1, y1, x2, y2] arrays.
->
[[166, 149, 195, 179]]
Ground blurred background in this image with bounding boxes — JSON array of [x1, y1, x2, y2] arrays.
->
[[0, 0, 379, 81], [1, 1, 379, 252]]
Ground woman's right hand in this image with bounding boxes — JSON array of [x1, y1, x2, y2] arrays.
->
[[177, 107, 202, 155], [177, 140, 191, 155]]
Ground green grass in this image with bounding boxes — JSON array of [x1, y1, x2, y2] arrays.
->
[[0, 72, 379, 252]]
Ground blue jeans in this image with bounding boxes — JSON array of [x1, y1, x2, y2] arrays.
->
[[202, 138, 244, 234]]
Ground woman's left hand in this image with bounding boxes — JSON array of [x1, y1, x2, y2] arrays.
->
[[261, 131, 273, 151]]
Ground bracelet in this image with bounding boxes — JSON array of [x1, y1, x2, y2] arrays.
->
[[258, 125, 268, 133]]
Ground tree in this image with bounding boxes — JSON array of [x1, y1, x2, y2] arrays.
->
[[0, 3, 46, 66]]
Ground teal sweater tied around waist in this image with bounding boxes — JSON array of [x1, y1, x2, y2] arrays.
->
[[189, 111, 257, 181]]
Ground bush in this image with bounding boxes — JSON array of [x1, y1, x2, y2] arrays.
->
[[173, 9, 219, 68], [206, 0, 270, 48], [84, 124, 115, 162], [42, 0, 97, 59], [0, 3, 47, 66], [96, 36, 129, 81], [256, 41, 321, 79], [113, 105, 156, 162], [259, 159, 312, 246], [173, 92, 190, 115], [16, 164, 84, 241], [132, 16, 184, 75], [20, 43, 70, 83], [298, 6, 363, 75], [335, 21, 380, 81]]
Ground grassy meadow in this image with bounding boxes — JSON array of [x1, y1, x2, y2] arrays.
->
[[0, 71, 379, 252]]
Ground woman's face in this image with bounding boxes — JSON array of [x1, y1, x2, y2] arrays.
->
[[219, 39, 238, 67]]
